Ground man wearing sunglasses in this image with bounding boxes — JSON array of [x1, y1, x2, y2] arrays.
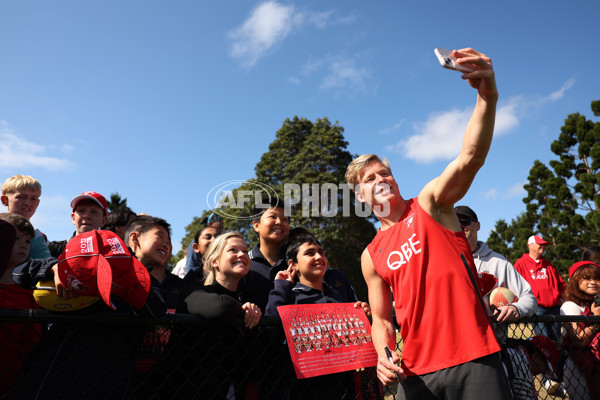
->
[[455, 205, 537, 331]]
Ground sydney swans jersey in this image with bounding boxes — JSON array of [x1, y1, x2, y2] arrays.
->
[[367, 198, 500, 375]]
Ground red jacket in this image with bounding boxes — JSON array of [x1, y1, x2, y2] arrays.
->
[[514, 254, 565, 307]]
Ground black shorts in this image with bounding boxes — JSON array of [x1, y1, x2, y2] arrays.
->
[[397, 352, 513, 400]]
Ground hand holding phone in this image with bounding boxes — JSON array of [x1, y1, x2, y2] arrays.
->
[[434, 47, 476, 73]]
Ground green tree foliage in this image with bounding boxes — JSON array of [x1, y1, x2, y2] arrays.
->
[[179, 116, 376, 299], [487, 101, 600, 274], [107, 192, 128, 211]]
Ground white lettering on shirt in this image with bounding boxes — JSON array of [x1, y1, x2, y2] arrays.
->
[[387, 233, 421, 270]]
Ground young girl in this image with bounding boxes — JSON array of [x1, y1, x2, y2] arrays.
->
[[181, 225, 219, 283], [560, 261, 600, 399]]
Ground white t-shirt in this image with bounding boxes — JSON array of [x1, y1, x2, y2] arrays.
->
[[560, 301, 585, 316]]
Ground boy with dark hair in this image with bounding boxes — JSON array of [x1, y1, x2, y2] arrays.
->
[[265, 228, 370, 400], [48, 191, 109, 257], [102, 206, 136, 240], [1, 175, 50, 259], [126, 215, 182, 310], [241, 198, 290, 311]]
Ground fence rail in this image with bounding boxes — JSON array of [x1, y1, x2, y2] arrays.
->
[[1, 310, 599, 400]]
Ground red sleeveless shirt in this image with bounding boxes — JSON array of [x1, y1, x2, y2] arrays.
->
[[367, 198, 500, 375]]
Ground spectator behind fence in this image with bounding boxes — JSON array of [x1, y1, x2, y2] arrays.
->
[[514, 234, 565, 343], [181, 225, 219, 282], [12, 228, 166, 399], [184, 212, 224, 276], [455, 206, 537, 330], [455, 205, 538, 400], [0, 214, 42, 399], [102, 206, 136, 241], [159, 232, 261, 400], [559, 261, 600, 400], [265, 228, 371, 400], [125, 215, 190, 398], [48, 191, 109, 257], [240, 199, 290, 312], [1, 175, 50, 259]]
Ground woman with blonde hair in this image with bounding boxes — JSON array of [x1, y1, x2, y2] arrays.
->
[[181, 231, 261, 327]]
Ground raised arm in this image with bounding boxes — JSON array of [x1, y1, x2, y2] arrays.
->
[[419, 48, 498, 226], [361, 249, 405, 384]]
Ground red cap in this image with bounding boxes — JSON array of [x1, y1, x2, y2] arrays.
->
[[477, 272, 498, 297], [527, 235, 549, 246], [56, 230, 151, 310], [530, 336, 559, 370], [71, 191, 108, 215], [568, 260, 600, 278]]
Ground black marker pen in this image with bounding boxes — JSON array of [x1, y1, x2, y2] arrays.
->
[[384, 346, 401, 381]]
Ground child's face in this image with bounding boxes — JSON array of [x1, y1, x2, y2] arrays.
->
[[252, 207, 289, 244], [292, 242, 328, 283], [1, 189, 41, 220], [71, 200, 107, 234], [132, 226, 172, 269], [9, 230, 32, 268], [192, 227, 218, 256], [578, 272, 600, 296], [213, 237, 250, 281]]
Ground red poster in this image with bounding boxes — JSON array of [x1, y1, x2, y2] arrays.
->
[[276, 302, 378, 379]]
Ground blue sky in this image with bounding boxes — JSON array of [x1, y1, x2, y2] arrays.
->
[[1, 1, 598, 254]]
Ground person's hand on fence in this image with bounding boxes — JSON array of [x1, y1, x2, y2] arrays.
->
[[494, 304, 520, 322], [241, 302, 262, 329]]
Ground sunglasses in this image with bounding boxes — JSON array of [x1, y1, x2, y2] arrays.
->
[[458, 217, 472, 227]]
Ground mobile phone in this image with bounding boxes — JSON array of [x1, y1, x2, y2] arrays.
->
[[595, 293, 600, 307], [434, 47, 475, 73]]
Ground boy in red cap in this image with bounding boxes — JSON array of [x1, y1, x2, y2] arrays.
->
[[48, 191, 108, 258]]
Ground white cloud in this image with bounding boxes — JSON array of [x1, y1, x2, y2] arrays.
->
[[320, 57, 371, 93], [287, 77, 301, 85], [386, 107, 472, 163], [228, 2, 354, 68], [379, 119, 406, 135], [546, 77, 575, 101], [506, 182, 526, 198], [0, 121, 73, 171], [484, 188, 498, 200], [229, 1, 295, 68], [385, 78, 574, 164]]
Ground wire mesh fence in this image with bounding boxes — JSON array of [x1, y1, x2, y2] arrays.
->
[[0, 310, 598, 400]]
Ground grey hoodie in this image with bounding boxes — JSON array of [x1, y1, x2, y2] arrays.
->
[[473, 242, 537, 342]]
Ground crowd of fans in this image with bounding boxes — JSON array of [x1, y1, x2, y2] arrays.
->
[[1, 173, 599, 400]]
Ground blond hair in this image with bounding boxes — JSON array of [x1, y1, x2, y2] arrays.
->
[[1, 175, 42, 195], [345, 154, 391, 186], [203, 231, 245, 285]]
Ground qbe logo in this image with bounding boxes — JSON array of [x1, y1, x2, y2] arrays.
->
[[386, 234, 422, 270]]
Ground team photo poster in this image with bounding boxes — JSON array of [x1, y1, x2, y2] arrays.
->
[[276, 303, 378, 379]]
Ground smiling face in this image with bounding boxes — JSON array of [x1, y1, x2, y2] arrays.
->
[[1, 189, 41, 221], [193, 226, 218, 256], [291, 241, 328, 285], [528, 242, 546, 260], [213, 237, 250, 282], [253, 207, 289, 244], [133, 225, 172, 269], [71, 200, 107, 234], [577, 269, 600, 297], [355, 160, 400, 210]]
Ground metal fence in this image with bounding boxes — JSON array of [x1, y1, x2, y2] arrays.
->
[[1, 310, 599, 400]]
